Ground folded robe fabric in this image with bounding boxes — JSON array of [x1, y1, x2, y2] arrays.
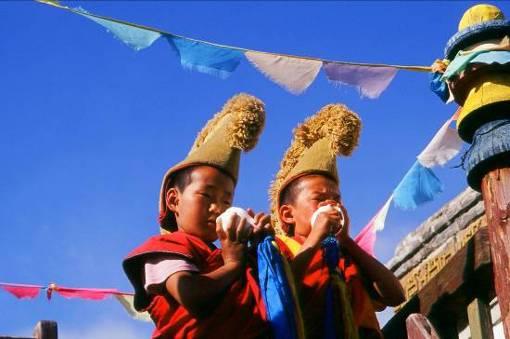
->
[[275, 236, 382, 338], [321, 236, 359, 339], [257, 236, 304, 339]]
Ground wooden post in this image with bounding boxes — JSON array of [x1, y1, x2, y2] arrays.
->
[[33, 321, 57, 339], [467, 298, 494, 339], [481, 167, 510, 339], [405, 314, 440, 339]]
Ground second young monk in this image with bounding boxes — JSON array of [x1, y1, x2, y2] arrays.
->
[[270, 104, 405, 338], [123, 94, 271, 338]]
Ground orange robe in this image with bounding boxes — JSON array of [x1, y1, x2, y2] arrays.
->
[[123, 231, 270, 339], [275, 235, 383, 339]]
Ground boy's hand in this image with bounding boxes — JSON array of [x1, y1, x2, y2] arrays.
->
[[216, 213, 248, 267], [247, 209, 274, 244], [308, 200, 342, 245], [335, 204, 350, 244]]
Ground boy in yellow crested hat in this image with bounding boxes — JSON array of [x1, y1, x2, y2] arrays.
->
[[271, 104, 405, 338], [123, 94, 272, 339]]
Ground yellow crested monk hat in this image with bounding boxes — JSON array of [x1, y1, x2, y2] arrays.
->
[[159, 93, 265, 233], [269, 104, 361, 235]]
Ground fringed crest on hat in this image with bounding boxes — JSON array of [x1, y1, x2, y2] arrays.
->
[[190, 93, 265, 153], [159, 93, 265, 232], [270, 104, 361, 234]]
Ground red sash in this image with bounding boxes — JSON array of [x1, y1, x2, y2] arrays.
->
[[123, 232, 269, 339]]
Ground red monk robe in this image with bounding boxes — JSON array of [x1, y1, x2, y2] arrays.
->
[[123, 231, 270, 339], [275, 236, 383, 339]]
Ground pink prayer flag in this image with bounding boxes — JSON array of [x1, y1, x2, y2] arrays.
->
[[55, 286, 121, 300], [0, 283, 42, 299], [323, 62, 397, 98], [354, 218, 378, 257], [453, 108, 461, 121], [354, 196, 392, 257]]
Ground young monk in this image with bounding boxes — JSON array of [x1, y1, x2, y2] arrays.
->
[[270, 104, 405, 339], [123, 94, 271, 338]]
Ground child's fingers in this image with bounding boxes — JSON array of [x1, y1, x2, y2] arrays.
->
[[328, 215, 342, 229], [252, 224, 262, 236], [249, 211, 266, 226], [252, 212, 260, 224], [257, 214, 271, 226], [317, 212, 341, 233], [264, 223, 275, 236], [252, 213, 271, 236], [246, 208, 255, 218], [216, 221, 225, 238], [321, 209, 341, 222], [236, 218, 249, 242], [338, 204, 349, 227], [326, 211, 341, 218], [334, 225, 345, 237], [224, 213, 239, 241], [330, 222, 342, 234], [244, 226, 254, 242]]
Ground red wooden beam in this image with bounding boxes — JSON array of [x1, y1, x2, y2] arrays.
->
[[481, 167, 510, 338], [406, 314, 440, 339]]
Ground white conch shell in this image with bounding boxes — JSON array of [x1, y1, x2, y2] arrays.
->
[[216, 207, 256, 232], [310, 205, 345, 229]]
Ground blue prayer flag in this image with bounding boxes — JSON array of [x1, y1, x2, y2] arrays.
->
[[393, 161, 444, 210], [77, 9, 161, 51], [167, 36, 242, 79]]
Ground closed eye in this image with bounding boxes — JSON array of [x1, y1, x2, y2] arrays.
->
[[331, 194, 341, 202]]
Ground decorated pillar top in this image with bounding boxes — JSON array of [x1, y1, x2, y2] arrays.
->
[[445, 4, 509, 59]]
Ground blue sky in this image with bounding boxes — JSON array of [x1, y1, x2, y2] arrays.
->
[[1, 1, 503, 337]]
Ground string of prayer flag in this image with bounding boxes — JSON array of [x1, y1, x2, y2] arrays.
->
[[0, 282, 151, 322], [37, 0, 431, 99], [0, 283, 43, 299]]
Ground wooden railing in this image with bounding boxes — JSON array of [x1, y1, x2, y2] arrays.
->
[[383, 227, 496, 338], [0, 321, 57, 339]]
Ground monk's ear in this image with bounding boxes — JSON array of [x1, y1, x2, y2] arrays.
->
[[279, 204, 295, 226], [166, 188, 180, 213]]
